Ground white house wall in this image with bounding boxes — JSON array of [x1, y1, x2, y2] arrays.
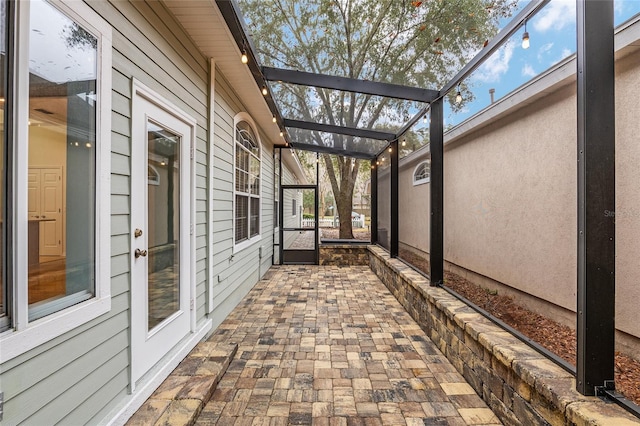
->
[[208, 69, 277, 329], [0, 1, 303, 424]]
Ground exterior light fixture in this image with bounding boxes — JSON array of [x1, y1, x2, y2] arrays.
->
[[455, 84, 463, 104], [522, 21, 530, 49], [262, 86, 268, 96], [241, 50, 248, 64]]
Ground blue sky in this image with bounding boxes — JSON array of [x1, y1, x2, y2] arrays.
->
[[444, 0, 640, 127]]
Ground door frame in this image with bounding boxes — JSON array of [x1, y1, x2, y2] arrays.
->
[[130, 80, 196, 388], [280, 184, 319, 264]]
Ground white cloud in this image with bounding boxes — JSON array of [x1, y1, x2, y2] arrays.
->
[[537, 42, 554, 62], [550, 47, 574, 67], [474, 40, 515, 83], [522, 64, 536, 77], [533, 0, 575, 33]]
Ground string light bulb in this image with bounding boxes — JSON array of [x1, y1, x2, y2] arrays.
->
[[522, 21, 530, 49], [402, 139, 406, 147], [455, 84, 463, 104], [241, 50, 248, 64], [262, 86, 268, 96], [388, 147, 392, 153], [423, 115, 428, 124], [272, 115, 277, 123]]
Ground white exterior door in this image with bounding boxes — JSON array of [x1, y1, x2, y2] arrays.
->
[[131, 91, 195, 385]]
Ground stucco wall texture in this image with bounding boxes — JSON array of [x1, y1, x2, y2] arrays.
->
[[396, 48, 640, 344]]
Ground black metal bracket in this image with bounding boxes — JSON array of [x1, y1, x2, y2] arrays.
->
[[595, 380, 640, 418], [429, 280, 443, 288]]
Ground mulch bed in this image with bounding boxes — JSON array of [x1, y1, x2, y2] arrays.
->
[[398, 249, 640, 407]]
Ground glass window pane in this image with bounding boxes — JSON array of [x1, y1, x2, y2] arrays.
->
[[1, 0, 7, 328], [147, 123, 180, 330], [250, 197, 259, 237], [28, 0, 97, 321], [235, 120, 260, 244], [235, 194, 248, 242], [236, 145, 249, 173], [235, 169, 248, 193]]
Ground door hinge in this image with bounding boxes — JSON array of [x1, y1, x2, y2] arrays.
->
[[190, 224, 194, 235], [190, 299, 194, 310], [190, 146, 194, 159]]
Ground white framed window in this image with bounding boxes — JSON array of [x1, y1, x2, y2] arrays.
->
[[233, 113, 261, 251], [0, 0, 112, 362], [413, 159, 431, 185]]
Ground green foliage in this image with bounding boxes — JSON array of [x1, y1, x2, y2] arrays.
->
[[237, 0, 516, 237], [63, 23, 97, 50]]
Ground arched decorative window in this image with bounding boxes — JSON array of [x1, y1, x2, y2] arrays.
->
[[413, 159, 431, 185], [234, 116, 261, 247]]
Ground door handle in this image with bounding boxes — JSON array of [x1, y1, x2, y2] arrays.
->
[[135, 248, 148, 258]]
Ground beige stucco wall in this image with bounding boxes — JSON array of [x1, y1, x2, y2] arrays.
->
[[398, 155, 430, 253], [396, 46, 640, 343], [444, 85, 578, 312], [613, 49, 640, 340]]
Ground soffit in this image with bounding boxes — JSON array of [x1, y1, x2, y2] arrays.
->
[[162, 0, 284, 147]]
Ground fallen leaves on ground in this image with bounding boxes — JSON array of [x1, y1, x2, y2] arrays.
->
[[398, 249, 640, 407]]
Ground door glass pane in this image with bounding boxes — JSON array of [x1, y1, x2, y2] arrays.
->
[[147, 122, 180, 330], [28, 0, 97, 321], [1, 0, 7, 327]]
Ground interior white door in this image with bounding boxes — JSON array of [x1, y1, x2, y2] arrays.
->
[[27, 167, 64, 257], [39, 167, 63, 256], [131, 94, 194, 385]]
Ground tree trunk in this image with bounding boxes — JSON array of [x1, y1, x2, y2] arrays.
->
[[337, 183, 355, 239], [323, 154, 359, 239]]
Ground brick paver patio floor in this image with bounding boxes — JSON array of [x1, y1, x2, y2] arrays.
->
[[196, 265, 501, 425]]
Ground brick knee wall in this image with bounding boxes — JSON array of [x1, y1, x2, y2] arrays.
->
[[367, 245, 640, 426], [319, 244, 369, 266]]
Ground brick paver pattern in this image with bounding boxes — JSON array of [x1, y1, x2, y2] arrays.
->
[[196, 265, 501, 426]]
